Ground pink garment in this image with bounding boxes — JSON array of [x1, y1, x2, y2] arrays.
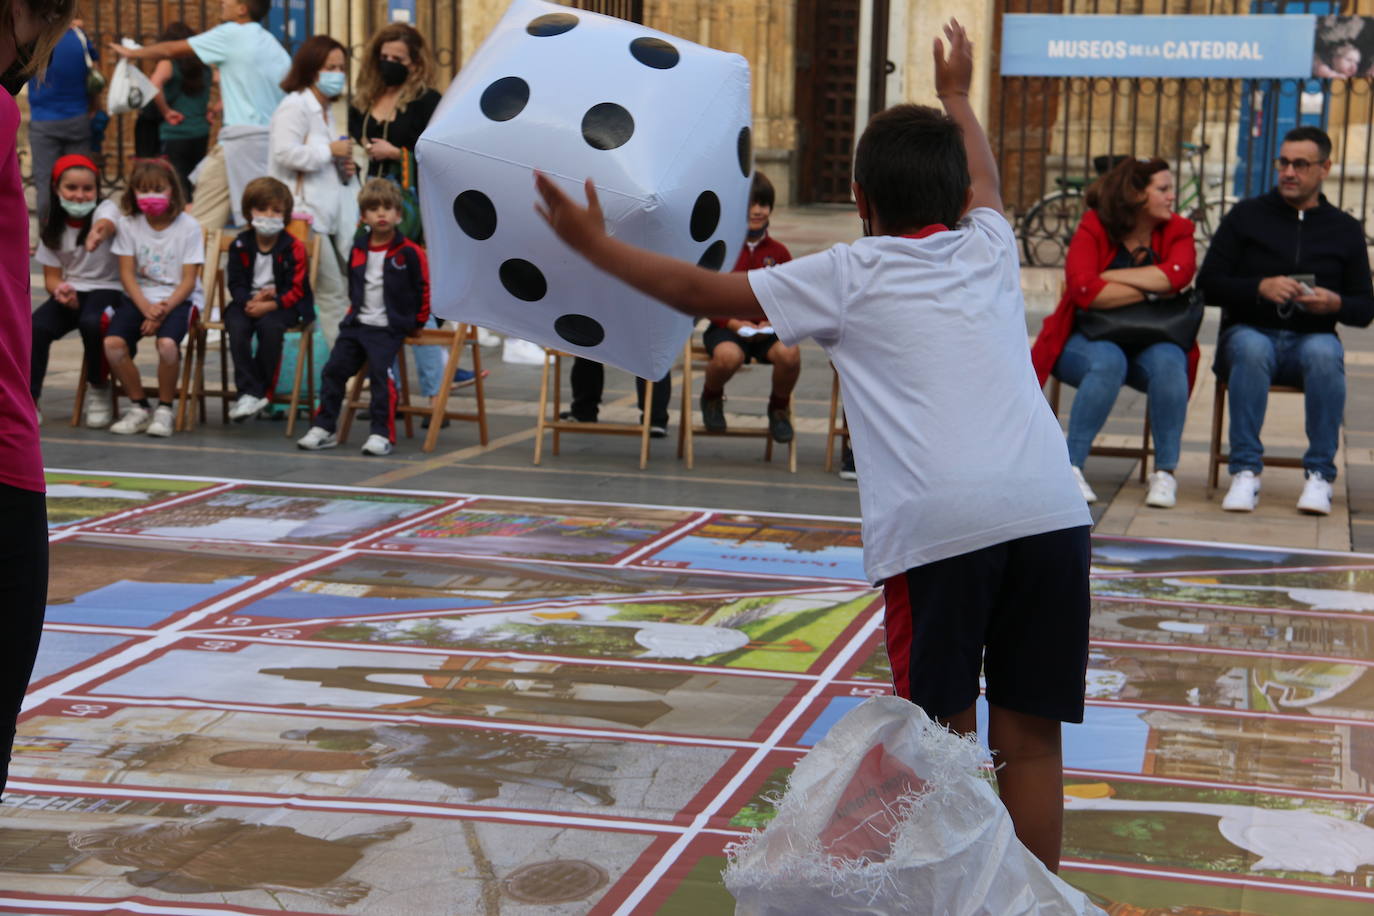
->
[[0, 89, 45, 493]]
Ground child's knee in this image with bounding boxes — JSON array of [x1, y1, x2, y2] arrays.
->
[[104, 336, 128, 359], [156, 338, 182, 362]]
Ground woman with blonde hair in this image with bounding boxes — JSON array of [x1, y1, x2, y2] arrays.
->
[[348, 22, 440, 187]]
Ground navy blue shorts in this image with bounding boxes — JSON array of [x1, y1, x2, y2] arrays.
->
[[106, 296, 195, 354], [881, 525, 1091, 723]]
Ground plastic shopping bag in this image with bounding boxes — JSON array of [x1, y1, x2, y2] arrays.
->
[[724, 697, 1106, 916], [106, 41, 157, 116]]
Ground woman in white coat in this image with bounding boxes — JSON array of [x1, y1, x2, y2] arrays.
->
[[267, 35, 355, 347]]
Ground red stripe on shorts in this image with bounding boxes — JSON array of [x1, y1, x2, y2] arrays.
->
[[881, 572, 912, 700]]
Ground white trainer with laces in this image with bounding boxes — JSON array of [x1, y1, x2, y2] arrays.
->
[[361, 434, 393, 456], [146, 404, 175, 437], [1071, 466, 1098, 504], [109, 404, 151, 435], [84, 387, 113, 428], [296, 426, 339, 450], [1221, 470, 1261, 512], [1296, 470, 1333, 516], [230, 393, 270, 421], [1145, 470, 1177, 508]]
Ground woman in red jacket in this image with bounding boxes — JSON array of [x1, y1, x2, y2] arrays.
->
[[1030, 157, 1198, 509]]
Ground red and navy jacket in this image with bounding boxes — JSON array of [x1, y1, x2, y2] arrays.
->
[[226, 228, 315, 324], [344, 230, 430, 334], [711, 233, 792, 328]]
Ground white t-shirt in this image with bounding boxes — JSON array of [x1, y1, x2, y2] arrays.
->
[[360, 247, 389, 327], [111, 211, 205, 307], [186, 22, 289, 128], [251, 248, 274, 292], [35, 199, 123, 292], [749, 208, 1091, 583]]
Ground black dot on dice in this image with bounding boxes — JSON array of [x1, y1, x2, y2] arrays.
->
[[582, 103, 635, 150], [737, 126, 752, 177], [453, 191, 496, 240], [480, 76, 529, 122], [697, 240, 727, 271], [690, 191, 720, 242], [555, 313, 605, 347], [500, 259, 546, 301], [630, 36, 679, 69], [527, 12, 578, 36]]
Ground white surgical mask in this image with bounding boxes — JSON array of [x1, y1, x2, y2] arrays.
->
[[59, 197, 97, 218], [316, 71, 346, 98], [253, 216, 285, 237]]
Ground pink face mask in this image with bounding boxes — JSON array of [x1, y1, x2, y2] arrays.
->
[[136, 193, 171, 217]]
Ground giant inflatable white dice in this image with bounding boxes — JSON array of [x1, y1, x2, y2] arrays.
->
[[416, 0, 753, 379]]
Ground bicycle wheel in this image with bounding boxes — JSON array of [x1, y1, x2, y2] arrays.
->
[[1020, 190, 1085, 267], [1191, 195, 1236, 244]]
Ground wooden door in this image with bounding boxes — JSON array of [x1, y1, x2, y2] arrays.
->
[[796, 0, 862, 203]]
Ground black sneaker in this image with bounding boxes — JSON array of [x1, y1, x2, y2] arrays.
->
[[768, 408, 793, 443], [701, 395, 726, 432], [559, 410, 597, 423], [640, 414, 669, 439], [839, 444, 857, 480]]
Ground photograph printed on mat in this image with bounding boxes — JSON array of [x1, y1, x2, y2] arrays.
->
[[1090, 538, 1371, 576], [638, 513, 865, 581], [1064, 863, 1374, 915], [25, 631, 140, 689], [1092, 569, 1374, 613], [44, 472, 219, 529]]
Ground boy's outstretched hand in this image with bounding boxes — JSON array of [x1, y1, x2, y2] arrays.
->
[[933, 19, 973, 99], [534, 173, 606, 256]]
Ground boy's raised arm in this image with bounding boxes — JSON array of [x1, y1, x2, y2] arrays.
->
[[534, 173, 765, 321], [935, 20, 1002, 217]]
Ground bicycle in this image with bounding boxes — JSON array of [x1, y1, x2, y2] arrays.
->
[[1018, 143, 1235, 267]]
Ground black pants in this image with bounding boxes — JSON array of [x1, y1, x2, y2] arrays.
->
[[224, 302, 301, 398], [569, 357, 671, 425], [315, 324, 403, 440], [0, 484, 48, 794], [133, 111, 162, 159], [163, 135, 208, 203], [30, 288, 120, 399]]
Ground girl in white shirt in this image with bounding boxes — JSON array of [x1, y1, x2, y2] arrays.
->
[[268, 35, 355, 347], [31, 154, 123, 427], [104, 158, 204, 438]]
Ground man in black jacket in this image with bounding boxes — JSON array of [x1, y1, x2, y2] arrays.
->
[[1199, 126, 1374, 515]]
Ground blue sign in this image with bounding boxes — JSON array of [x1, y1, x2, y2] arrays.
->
[[1001, 14, 1317, 78]]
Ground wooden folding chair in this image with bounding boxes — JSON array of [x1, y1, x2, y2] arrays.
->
[[336, 322, 488, 452], [824, 363, 849, 472], [1206, 378, 1304, 496], [677, 338, 796, 472], [533, 348, 655, 469]]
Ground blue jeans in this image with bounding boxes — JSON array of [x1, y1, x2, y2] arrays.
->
[[1215, 324, 1344, 481], [1054, 333, 1189, 471]]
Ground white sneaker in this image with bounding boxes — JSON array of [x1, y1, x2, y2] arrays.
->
[[1145, 470, 1177, 508], [476, 327, 501, 347], [230, 393, 270, 421], [296, 426, 338, 450], [1071, 466, 1098, 504], [146, 404, 175, 437], [84, 387, 112, 428], [109, 404, 151, 435], [34, 403, 42, 425], [1222, 470, 1261, 512], [1297, 470, 1333, 516], [361, 434, 393, 456]]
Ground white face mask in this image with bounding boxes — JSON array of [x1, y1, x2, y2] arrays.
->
[[253, 216, 285, 237], [59, 197, 97, 218]]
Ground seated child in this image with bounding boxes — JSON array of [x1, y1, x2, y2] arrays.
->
[[700, 170, 799, 443], [534, 21, 1091, 873], [296, 178, 429, 456], [31, 154, 123, 426], [224, 176, 315, 421], [105, 157, 204, 437]]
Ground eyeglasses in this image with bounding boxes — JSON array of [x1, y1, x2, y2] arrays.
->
[[1274, 157, 1325, 173]]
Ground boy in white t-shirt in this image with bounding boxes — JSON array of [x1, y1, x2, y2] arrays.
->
[[534, 21, 1090, 873]]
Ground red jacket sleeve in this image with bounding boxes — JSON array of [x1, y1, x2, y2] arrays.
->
[[410, 243, 430, 328], [277, 237, 309, 312], [1063, 212, 1109, 310], [1154, 214, 1197, 293]]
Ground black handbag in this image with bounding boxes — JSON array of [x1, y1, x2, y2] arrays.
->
[[1076, 287, 1204, 351]]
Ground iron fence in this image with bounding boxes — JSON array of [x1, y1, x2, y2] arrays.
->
[[995, 0, 1374, 266]]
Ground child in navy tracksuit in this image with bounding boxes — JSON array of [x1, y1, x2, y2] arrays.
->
[[296, 179, 429, 456]]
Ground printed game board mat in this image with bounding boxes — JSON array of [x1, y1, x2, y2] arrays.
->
[[3, 470, 1373, 914]]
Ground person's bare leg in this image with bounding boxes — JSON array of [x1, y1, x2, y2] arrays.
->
[[704, 341, 744, 392], [988, 703, 1063, 873], [936, 702, 976, 736], [766, 340, 801, 398], [155, 338, 181, 403], [104, 337, 144, 400]]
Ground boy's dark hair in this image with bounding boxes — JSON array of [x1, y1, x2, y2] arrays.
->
[[242, 0, 271, 22], [358, 177, 404, 214], [1283, 125, 1333, 161], [1085, 156, 1170, 246], [39, 159, 100, 252], [853, 104, 970, 232], [281, 34, 347, 93], [121, 158, 187, 218], [750, 171, 775, 210], [241, 176, 294, 223]]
